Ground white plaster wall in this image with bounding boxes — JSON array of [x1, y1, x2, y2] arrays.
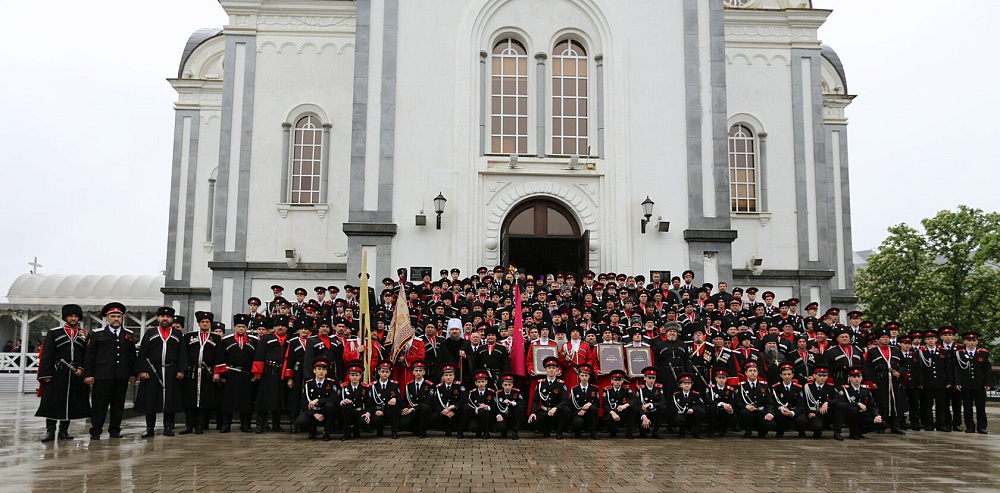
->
[[245, 35, 355, 264]]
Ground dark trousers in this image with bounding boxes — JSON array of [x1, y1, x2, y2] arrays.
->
[[398, 404, 431, 435], [773, 411, 808, 435], [90, 380, 128, 436], [184, 407, 213, 430], [465, 408, 491, 434], [603, 407, 634, 436], [963, 388, 988, 431], [921, 388, 949, 429], [561, 407, 599, 436], [145, 412, 175, 429], [430, 407, 468, 433], [532, 407, 564, 434], [221, 412, 252, 430], [905, 387, 922, 428], [737, 409, 775, 436], [45, 419, 70, 433], [706, 406, 736, 436], [948, 386, 963, 427], [807, 408, 842, 435], [370, 405, 400, 434], [671, 409, 706, 437], [495, 409, 523, 433], [294, 406, 336, 435], [256, 411, 283, 430], [341, 405, 369, 437], [633, 408, 664, 435], [844, 407, 884, 436]]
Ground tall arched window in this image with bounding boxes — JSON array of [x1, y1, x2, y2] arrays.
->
[[491, 38, 528, 154], [728, 124, 758, 213], [290, 115, 323, 204], [552, 40, 588, 156]]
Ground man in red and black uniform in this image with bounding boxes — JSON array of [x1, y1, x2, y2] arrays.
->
[[135, 307, 187, 438], [36, 304, 90, 442], [252, 314, 291, 433], [217, 314, 257, 433], [179, 311, 224, 435]]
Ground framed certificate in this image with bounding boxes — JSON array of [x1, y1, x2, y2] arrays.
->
[[531, 345, 558, 376], [625, 346, 653, 378], [596, 343, 625, 374]]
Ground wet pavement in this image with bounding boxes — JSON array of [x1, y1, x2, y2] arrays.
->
[[3, 392, 1000, 492]]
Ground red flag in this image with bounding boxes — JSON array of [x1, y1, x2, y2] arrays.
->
[[511, 283, 526, 377]]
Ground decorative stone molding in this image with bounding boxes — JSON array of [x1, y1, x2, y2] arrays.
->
[[725, 53, 791, 67], [277, 203, 330, 219], [482, 180, 600, 268], [257, 41, 355, 56], [258, 15, 356, 32]]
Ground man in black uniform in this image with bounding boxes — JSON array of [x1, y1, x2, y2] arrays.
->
[[601, 369, 635, 439], [466, 370, 495, 439], [494, 372, 524, 439], [528, 356, 567, 439], [180, 311, 223, 435], [339, 361, 372, 440], [737, 361, 775, 438], [654, 323, 688, 400], [914, 329, 952, 431], [36, 304, 90, 442], [704, 369, 737, 438], [432, 363, 467, 438], [294, 357, 340, 441], [671, 372, 707, 439], [770, 362, 807, 438], [84, 302, 137, 440], [398, 360, 434, 438], [864, 327, 908, 434], [632, 366, 667, 439], [252, 314, 291, 433], [954, 331, 992, 434], [135, 307, 187, 438], [561, 363, 600, 439], [802, 364, 844, 440], [284, 317, 313, 431], [938, 326, 964, 431], [369, 360, 401, 438], [475, 326, 510, 389], [839, 365, 884, 439], [218, 314, 257, 433], [303, 317, 344, 383]]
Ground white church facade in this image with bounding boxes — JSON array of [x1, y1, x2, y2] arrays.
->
[[163, 0, 857, 323]]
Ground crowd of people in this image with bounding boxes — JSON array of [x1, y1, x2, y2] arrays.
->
[[35, 266, 992, 444]]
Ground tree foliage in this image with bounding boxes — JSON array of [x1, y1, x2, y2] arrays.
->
[[856, 206, 1000, 356]]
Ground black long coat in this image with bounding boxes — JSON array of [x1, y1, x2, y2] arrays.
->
[[182, 331, 224, 409], [864, 346, 909, 416], [253, 333, 289, 413], [35, 327, 90, 420], [220, 333, 257, 413], [134, 327, 187, 414]]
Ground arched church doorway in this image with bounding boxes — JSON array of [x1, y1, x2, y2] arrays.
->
[[500, 198, 588, 277]]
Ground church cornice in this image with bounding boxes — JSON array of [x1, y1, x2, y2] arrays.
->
[[220, 0, 357, 36]]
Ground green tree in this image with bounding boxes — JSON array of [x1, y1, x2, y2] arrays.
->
[[856, 206, 1000, 357]]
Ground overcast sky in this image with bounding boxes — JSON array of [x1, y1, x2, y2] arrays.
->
[[0, 0, 997, 293]]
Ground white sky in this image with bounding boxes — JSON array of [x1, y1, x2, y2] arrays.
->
[[0, 0, 997, 293]]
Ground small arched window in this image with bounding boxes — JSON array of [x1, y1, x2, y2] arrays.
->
[[552, 39, 588, 156], [290, 116, 323, 204], [491, 38, 528, 154], [728, 124, 758, 213]]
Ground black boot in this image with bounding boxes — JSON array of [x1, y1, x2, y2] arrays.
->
[[141, 428, 155, 438], [41, 431, 56, 443], [163, 427, 175, 437], [511, 431, 519, 440], [57, 421, 74, 440], [179, 427, 194, 435]]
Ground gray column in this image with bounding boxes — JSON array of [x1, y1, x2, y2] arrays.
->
[[280, 122, 291, 203], [595, 54, 604, 158], [535, 52, 547, 158], [479, 50, 487, 157], [758, 131, 768, 212], [206, 178, 216, 242], [321, 123, 332, 203]]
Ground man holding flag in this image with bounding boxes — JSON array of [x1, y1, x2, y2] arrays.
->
[[386, 282, 425, 386]]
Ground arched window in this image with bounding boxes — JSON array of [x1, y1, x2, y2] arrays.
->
[[552, 40, 588, 156], [290, 116, 323, 204], [728, 124, 758, 213], [491, 38, 528, 154]]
